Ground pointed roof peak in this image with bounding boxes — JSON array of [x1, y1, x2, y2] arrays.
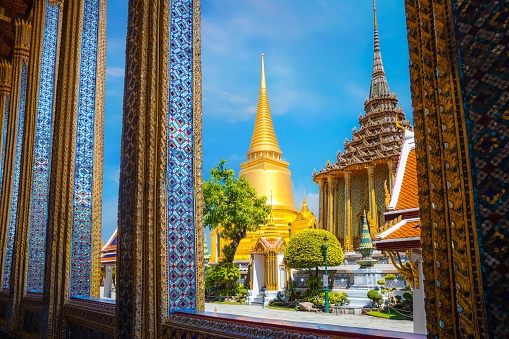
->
[[246, 54, 282, 159], [300, 190, 309, 213], [360, 210, 374, 249], [373, 0, 377, 28], [261, 53, 266, 89], [369, 0, 390, 99]]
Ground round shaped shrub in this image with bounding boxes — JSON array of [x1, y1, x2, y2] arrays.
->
[[283, 229, 344, 269], [385, 274, 396, 280]]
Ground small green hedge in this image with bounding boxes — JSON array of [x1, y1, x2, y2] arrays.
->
[[268, 306, 295, 311], [367, 309, 407, 320]]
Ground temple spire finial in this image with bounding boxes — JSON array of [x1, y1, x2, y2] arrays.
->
[[246, 54, 283, 160], [261, 53, 266, 89], [373, 0, 377, 28], [369, 0, 390, 99]]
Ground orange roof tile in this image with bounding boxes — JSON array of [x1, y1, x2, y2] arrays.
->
[[382, 220, 421, 240], [395, 149, 419, 210]]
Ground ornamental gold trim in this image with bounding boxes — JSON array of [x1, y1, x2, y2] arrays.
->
[[404, 0, 487, 336], [193, 0, 204, 312]]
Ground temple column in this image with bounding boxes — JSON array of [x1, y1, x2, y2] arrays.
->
[[9, 0, 63, 333], [42, 0, 106, 336], [334, 179, 339, 237], [388, 160, 397, 193], [0, 20, 31, 301], [318, 179, 325, 229], [0, 61, 12, 178], [366, 164, 378, 230], [413, 253, 426, 334], [117, 0, 203, 336], [327, 176, 335, 233], [344, 171, 352, 251]]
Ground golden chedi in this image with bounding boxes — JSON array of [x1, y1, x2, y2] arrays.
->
[[210, 54, 316, 263]]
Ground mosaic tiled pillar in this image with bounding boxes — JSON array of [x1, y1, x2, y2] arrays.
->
[[0, 20, 31, 292], [0, 61, 12, 195], [405, 0, 488, 336], [318, 179, 325, 229], [8, 0, 62, 333], [42, 0, 106, 336], [366, 164, 378, 229], [343, 171, 352, 250], [327, 176, 334, 233], [117, 0, 202, 337]]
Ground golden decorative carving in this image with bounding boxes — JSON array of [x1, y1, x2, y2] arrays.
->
[[404, 0, 487, 336], [91, 0, 108, 300], [382, 250, 418, 289], [49, 0, 65, 6], [43, 0, 107, 337], [9, 0, 48, 333], [0, 61, 12, 95], [117, 0, 202, 335], [13, 19, 32, 60], [193, 0, 205, 312], [0, 19, 31, 312], [63, 298, 116, 335]]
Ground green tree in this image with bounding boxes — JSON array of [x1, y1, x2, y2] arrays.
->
[[205, 260, 241, 294], [203, 159, 270, 262], [367, 289, 383, 308], [283, 229, 344, 277]]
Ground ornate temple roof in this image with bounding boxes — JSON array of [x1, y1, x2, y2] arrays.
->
[[101, 229, 117, 265], [246, 54, 282, 159], [314, 1, 413, 178], [374, 218, 421, 251], [294, 191, 315, 222], [387, 129, 418, 212], [374, 130, 421, 251]]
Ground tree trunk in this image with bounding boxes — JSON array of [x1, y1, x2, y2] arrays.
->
[[228, 229, 247, 263]]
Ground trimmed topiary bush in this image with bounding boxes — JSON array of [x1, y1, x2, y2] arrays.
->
[[367, 289, 383, 307], [283, 229, 344, 270]]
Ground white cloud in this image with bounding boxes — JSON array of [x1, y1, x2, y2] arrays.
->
[[110, 168, 120, 184], [306, 192, 319, 216], [269, 89, 298, 116], [106, 67, 124, 77]]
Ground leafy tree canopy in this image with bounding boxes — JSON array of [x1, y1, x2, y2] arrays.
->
[[283, 229, 343, 270], [203, 159, 270, 262]]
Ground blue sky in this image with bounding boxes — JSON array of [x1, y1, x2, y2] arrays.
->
[[101, 0, 412, 247]]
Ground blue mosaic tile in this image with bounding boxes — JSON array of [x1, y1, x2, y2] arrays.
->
[[70, 0, 100, 297], [168, 0, 195, 312], [26, 0, 60, 293], [2, 61, 28, 288], [0, 98, 9, 195]]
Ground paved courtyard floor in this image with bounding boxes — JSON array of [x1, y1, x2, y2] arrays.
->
[[205, 303, 414, 333]]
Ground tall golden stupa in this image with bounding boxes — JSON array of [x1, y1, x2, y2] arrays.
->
[[210, 54, 316, 263]]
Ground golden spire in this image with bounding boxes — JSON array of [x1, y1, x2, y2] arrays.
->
[[246, 54, 282, 159], [301, 190, 309, 213]]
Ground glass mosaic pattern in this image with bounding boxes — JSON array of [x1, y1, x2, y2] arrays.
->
[[0, 98, 9, 195], [167, 0, 196, 312], [26, 1, 60, 293], [69, 0, 99, 297], [2, 62, 28, 288]]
